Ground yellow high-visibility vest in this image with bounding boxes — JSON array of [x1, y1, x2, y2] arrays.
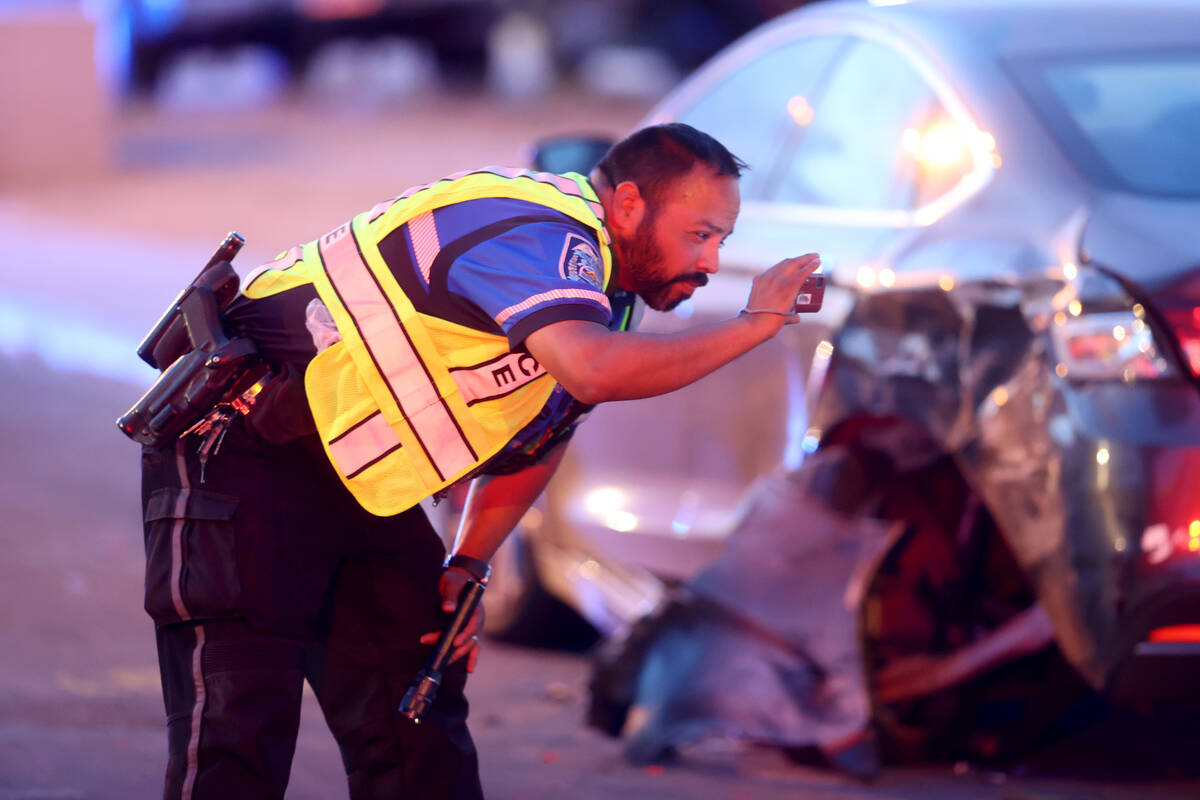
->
[[243, 168, 614, 515]]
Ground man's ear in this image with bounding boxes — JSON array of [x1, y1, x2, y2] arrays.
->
[[608, 180, 646, 236]]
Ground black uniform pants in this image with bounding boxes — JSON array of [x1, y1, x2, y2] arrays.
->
[[141, 423, 482, 800]]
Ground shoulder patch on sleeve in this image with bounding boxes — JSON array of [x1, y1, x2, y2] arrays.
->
[[558, 233, 602, 289]]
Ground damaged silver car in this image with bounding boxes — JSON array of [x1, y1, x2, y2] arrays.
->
[[487, 0, 1200, 756]]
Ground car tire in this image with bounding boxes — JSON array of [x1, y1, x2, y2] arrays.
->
[[482, 531, 600, 650]]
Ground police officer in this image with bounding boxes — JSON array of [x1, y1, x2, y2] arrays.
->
[[139, 123, 821, 799]]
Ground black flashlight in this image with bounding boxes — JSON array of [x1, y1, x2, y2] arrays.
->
[[399, 579, 485, 724]]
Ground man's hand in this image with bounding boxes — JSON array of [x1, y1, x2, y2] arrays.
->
[[741, 253, 823, 326], [419, 566, 484, 673]]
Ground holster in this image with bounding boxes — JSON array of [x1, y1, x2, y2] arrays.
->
[[117, 233, 268, 448]]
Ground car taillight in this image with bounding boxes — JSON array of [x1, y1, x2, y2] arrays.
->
[[1162, 306, 1200, 379], [1049, 310, 1174, 380], [1148, 624, 1200, 643]]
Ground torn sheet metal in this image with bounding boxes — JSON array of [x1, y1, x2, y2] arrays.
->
[[809, 280, 1121, 684], [808, 265, 1200, 693]]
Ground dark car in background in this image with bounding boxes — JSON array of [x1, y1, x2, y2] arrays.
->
[[119, 0, 499, 93], [116, 0, 808, 97], [490, 0, 1200, 723]]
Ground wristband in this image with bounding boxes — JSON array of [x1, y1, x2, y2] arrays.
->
[[739, 307, 796, 318], [445, 553, 491, 585]]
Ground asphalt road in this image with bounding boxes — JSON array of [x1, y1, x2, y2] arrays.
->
[[2, 92, 1199, 799]]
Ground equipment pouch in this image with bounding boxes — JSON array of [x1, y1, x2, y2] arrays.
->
[[143, 487, 241, 624]]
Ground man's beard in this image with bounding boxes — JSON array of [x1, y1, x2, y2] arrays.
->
[[617, 214, 709, 312]]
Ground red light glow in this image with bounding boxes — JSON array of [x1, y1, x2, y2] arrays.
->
[[1148, 625, 1200, 643]]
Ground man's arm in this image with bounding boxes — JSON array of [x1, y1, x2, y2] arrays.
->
[[420, 443, 570, 670], [525, 254, 821, 404], [450, 441, 569, 566]]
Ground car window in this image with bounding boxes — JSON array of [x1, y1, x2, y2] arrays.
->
[[773, 38, 971, 210], [676, 36, 846, 199], [1012, 52, 1200, 198]]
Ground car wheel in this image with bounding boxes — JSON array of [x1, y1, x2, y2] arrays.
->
[[483, 531, 599, 650]]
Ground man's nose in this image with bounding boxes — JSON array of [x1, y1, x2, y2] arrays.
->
[[697, 245, 720, 274]]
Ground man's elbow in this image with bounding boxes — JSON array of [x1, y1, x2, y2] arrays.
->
[[526, 321, 622, 404], [554, 370, 615, 405]]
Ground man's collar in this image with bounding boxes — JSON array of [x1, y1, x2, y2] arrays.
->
[[582, 173, 623, 296]]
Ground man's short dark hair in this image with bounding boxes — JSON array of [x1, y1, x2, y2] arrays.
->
[[596, 123, 747, 208]]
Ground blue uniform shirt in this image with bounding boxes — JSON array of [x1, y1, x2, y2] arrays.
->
[[379, 196, 614, 347]]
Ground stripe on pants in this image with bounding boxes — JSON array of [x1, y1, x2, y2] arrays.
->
[[171, 439, 207, 800]]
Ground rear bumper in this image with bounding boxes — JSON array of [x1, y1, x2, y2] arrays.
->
[[1106, 581, 1200, 707]]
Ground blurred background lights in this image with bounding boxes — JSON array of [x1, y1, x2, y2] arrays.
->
[[519, 507, 543, 530], [856, 264, 877, 289], [879, 268, 896, 287], [671, 491, 699, 536], [605, 510, 639, 533], [938, 274, 955, 291], [584, 488, 638, 531], [301, 0, 388, 19], [902, 121, 969, 169], [1096, 446, 1110, 466], [585, 487, 625, 515], [787, 95, 814, 126]]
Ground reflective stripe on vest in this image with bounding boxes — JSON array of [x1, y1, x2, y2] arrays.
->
[[366, 167, 607, 246], [449, 351, 547, 407], [408, 211, 440, 284], [318, 221, 478, 482], [327, 410, 402, 479]]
